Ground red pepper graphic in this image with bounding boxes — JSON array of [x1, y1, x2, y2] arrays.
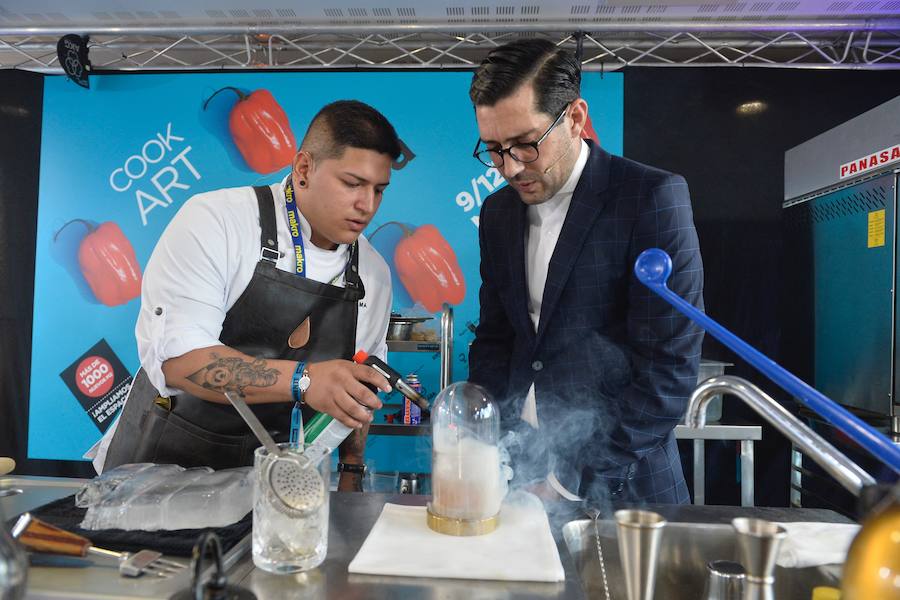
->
[[55, 220, 142, 307], [204, 87, 296, 174], [391, 223, 466, 313]]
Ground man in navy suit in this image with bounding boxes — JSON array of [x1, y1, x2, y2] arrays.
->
[[468, 39, 704, 505]]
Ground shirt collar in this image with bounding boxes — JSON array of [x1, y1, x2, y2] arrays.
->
[[530, 139, 590, 222], [559, 138, 590, 197]]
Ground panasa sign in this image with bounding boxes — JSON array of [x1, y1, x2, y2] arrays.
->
[[840, 143, 900, 180]]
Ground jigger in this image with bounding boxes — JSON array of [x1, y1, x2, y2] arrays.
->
[[731, 518, 787, 600], [704, 560, 746, 600], [615, 509, 667, 600]]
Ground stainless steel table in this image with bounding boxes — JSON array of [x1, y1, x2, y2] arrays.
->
[[1, 477, 584, 600], [235, 493, 585, 600], [3, 475, 850, 599]]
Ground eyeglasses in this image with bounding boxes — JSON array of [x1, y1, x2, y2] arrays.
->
[[472, 106, 568, 168]]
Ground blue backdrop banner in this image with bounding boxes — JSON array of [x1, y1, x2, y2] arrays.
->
[[31, 70, 623, 461]]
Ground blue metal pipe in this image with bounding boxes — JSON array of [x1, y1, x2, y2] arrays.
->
[[634, 247, 900, 476]]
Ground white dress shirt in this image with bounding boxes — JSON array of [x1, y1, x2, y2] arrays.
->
[[136, 180, 392, 397], [521, 139, 590, 500], [88, 180, 392, 472]]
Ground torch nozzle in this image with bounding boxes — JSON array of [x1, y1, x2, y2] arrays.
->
[[353, 350, 430, 410]]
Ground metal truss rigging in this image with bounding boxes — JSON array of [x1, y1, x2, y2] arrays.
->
[[2, 22, 900, 71]]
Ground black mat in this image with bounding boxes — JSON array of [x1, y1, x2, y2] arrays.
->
[[24, 494, 251, 557]]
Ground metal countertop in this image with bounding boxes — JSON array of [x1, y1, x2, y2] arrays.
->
[[2, 476, 851, 600]]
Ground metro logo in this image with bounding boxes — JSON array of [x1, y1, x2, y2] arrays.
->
[[840, 144, 900, 179]]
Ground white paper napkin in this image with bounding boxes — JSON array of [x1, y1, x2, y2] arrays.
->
[[776, 522, 861, 568], [348, 498, 565, 582]]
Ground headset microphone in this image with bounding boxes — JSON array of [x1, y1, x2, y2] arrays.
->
[[543, 138, 575, 174]]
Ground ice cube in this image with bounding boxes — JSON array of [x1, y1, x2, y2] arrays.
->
[[75, 463, 156, 508], [79, 465, 251, 531], [162, 468, 253, 530], [80, 464, 186, 529], [120, 468, 212, 531]]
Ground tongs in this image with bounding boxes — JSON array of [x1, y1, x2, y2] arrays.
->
[[12, 513, 186, 578]]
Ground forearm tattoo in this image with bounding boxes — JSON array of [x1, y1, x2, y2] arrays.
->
[[187, 353, 280, 395]]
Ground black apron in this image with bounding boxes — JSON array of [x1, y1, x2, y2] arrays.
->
[[104, 185, 363, 470]]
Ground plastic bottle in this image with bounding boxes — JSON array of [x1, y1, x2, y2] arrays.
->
[[302, 412, 354, 468]]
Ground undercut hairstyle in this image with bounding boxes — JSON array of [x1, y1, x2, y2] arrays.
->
[[469, 39, 581, 118], [300, 100, 402, 161]]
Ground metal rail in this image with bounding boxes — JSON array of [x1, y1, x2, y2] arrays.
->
[[3, 18, 900, 35], [439, 303, 453, 391], [688, 375, 876, 496]]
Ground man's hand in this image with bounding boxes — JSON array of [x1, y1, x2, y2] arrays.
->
[[525, 480, 564, 502], [304, 359, 389, 429]]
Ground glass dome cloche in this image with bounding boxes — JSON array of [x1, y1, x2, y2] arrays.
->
[[427, 381, 502, 536]]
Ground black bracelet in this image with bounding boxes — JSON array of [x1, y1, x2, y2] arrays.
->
[[337, 462, 366, 474]]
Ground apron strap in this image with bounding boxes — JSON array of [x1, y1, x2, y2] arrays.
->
[[253, 183, 364, 298], [343, 242, 363, 293], [253, 185, 280, 264]]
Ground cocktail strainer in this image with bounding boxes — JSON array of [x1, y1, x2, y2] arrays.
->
[[224, 392, 325, 517], [264, 454, 325, 517]]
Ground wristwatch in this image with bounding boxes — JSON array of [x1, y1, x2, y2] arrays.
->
[[337, 462, 367, 475]]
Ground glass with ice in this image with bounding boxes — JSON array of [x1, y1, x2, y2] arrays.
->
[[252, 443, 330, 573]]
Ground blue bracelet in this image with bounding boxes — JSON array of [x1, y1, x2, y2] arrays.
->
[[291, 361, 306, 404]]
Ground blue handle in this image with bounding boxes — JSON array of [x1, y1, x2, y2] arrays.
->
[[289, 401, 303, 450], [635, 247, 900, 476]]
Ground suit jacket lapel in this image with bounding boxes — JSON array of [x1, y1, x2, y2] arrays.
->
[[535, 142, 611, 344]]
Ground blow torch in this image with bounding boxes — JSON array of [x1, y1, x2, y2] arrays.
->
[[352, 350, 429, 411], [299, 352, 432, 462]]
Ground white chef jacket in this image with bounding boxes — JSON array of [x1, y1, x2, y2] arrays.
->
[[89, 180, 392, 472], [521, 139, 590, 500]]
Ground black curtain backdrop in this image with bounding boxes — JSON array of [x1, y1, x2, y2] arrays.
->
[[3, 67, 900, 499], [624, 68, 900, 507], [0, 71, 95, 477]]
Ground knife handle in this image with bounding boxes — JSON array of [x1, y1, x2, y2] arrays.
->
[[16, 514, 92, 557]]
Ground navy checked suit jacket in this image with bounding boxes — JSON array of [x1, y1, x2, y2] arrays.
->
[[469, 141, 704, 504]]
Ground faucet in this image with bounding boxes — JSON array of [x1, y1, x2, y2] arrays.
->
[[687, 375, 875, 497]]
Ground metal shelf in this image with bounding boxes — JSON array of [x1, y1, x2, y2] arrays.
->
[[387, 303, 453, 391], [369, 423, 430, 436], [386, 340, 440, 353]]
